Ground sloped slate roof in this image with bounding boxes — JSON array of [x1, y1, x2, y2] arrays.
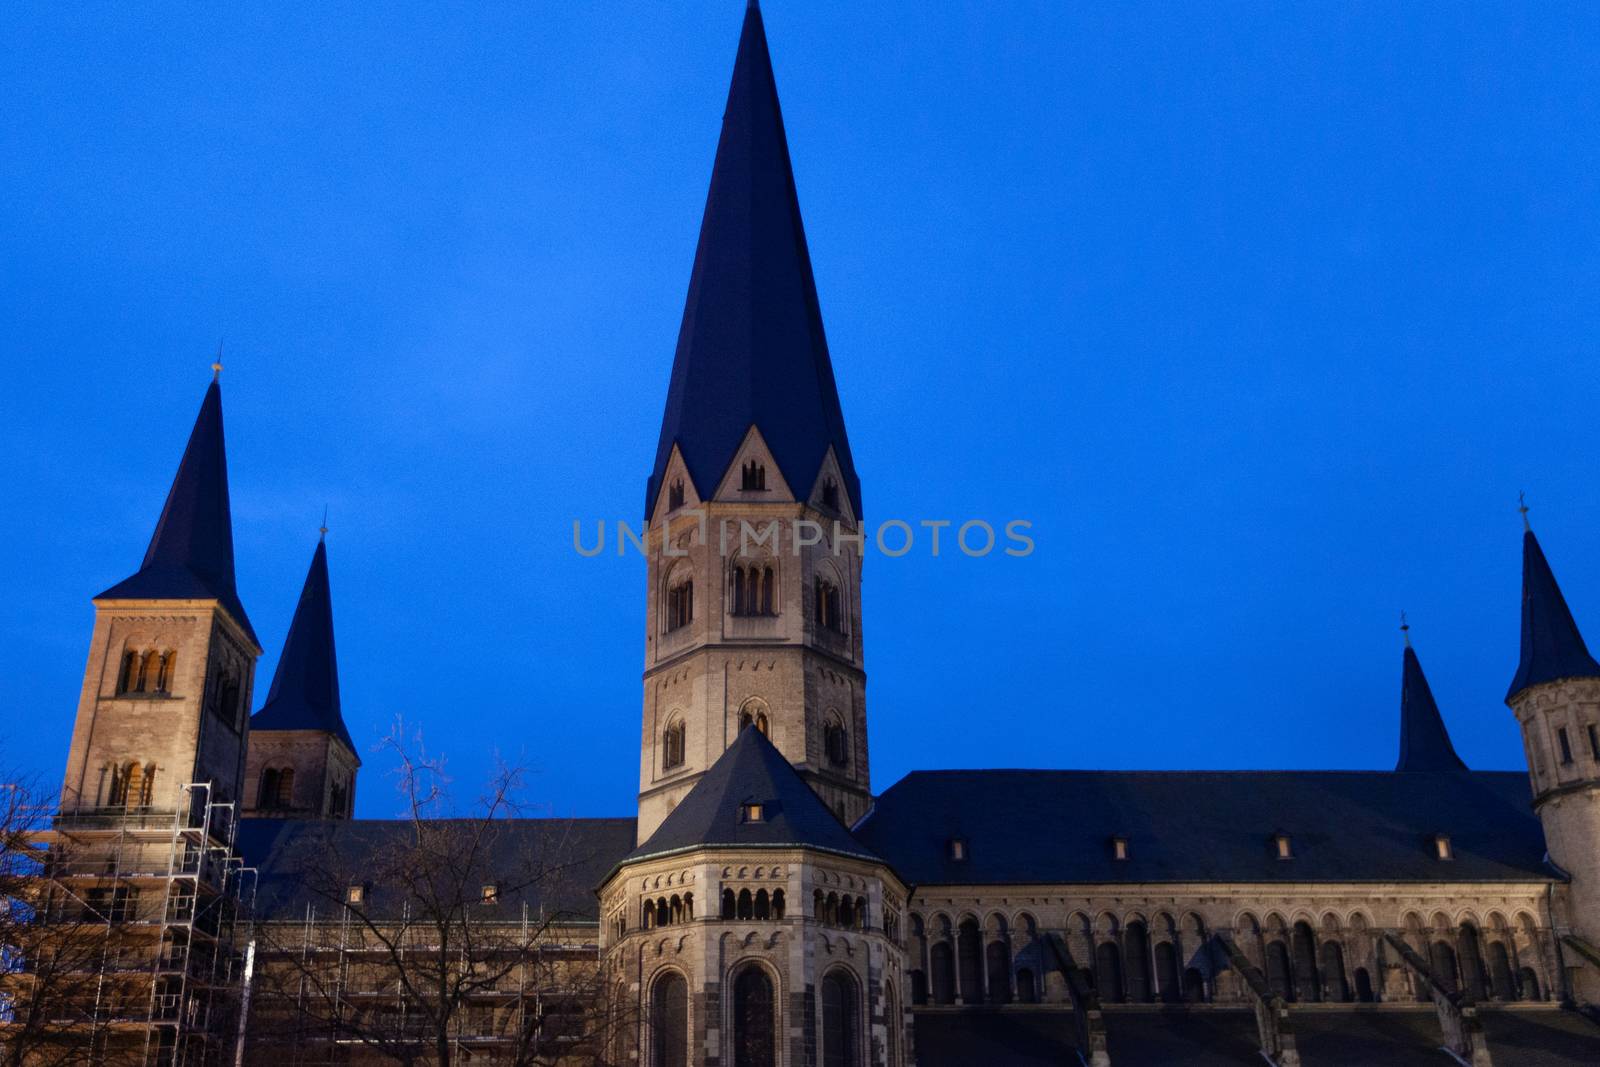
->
[[1396, 645, 1468, 773], [645, 0, 861, 519], [250, 540, 355, 752], [236, 816, 636, 923], [1508, 529, 1600, 700], [856, 769, 1550, 886], [625, 726, 879, 866], [98, 380, 257, 645]]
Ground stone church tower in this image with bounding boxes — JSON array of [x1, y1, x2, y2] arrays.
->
[[60, 375, 261, 814], [1505, 521, 1600, 1000], [636, 0, 869, 842], [242, 534, 360, 819]]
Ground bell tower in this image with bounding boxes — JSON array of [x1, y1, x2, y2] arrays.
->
[[1504, 515, 1600, 1001], [60, 372, 261, 814], [636, 0, 869, 842]]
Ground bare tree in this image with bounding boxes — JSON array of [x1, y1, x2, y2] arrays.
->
[[246, 722, 635, 1066], [0, 774, 143, 1067]]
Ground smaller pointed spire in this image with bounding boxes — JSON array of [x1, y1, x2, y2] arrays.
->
[[1507, 524, 1600, 701], [1396, 636, 1468, 773], [251, 539, 355, 753], [98, 377, 256, 645]]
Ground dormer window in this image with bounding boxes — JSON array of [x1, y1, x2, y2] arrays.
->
[[741, 461, 767, 491], [741, 802, 765, 823], [1111, 835, 1129, 861], [820, 477, 840, 512], [481, 884, 499, 904], [668, 479, 685, 511], [346, 884, 366, 905], [1273, 833, 1293, 860], [1433, 834, 1453, 861], [948, 838, 967, 861]]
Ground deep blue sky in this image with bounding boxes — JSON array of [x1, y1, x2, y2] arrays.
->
[[3, 2, 1598, 818]]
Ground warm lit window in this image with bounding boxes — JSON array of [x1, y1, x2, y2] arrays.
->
[[1111, 835, 1129, 861], [346, 884, 366, 905], [481, 884, 499, 904], [948, 838, 967, 861], [1434, 834, 1453, 861], [738, 704, 770, 737], [1274, 833, 1293, 860], [741, 802, 765, 823]]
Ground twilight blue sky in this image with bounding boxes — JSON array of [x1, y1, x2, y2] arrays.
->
[[3, 2, 1598, 818]]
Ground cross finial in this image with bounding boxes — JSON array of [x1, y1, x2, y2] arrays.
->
[[319, 505, 329, 542], [1400, 610, 1411, 648], [1518, 490, 1531, 532], [212, 339, 224, 381]]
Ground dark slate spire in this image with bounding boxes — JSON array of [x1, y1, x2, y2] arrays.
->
[[1395, 644, 1467, 773], [251, 539, 355, 752], [626, 726, 878, 864], [98, 379, 257, 646], [1507, 529, 1600, 701], [645, 0, 861, 518]]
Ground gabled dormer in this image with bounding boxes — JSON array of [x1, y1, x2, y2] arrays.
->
[[711, 426, 796, 505]]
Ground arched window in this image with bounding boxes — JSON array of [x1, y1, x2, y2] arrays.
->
[[738, 889, 754, 921], [275, 768, 295, 809], [668, 479, 685, 511], [1154, 942, 1180, 1004], [1517, 966, 1541, 1001], [824, 718, 848, 768], [772, 890, 785, 920], [1321, 941, 1350, 1002], [930, 942, 956, 1004], [820, 970, 859, 1067], [732, 566, 746, 614], [1182, 967, 1206, 1003], [1291, 922, 1320, 1002], [741, 461, 767, 492], [821, 477, 840, 512], [732, 966, 776, 1067], [118, 762, 145, 809], [1458, 924, 1488, 1001], [662, 720, 686, 770], [1094, 941, 1124, 1003], [141, 650, 162, 693], [1016, 968, 1037, 1003], [738, 703, 770, 737], [1354, 967, 1376, 1003], [1124, 921, 1152, 1003], [116, 651, 139, 695], [957, 918, 983, 1003], [986, 938, 1012, 1003], [1265, 941, 1293, 1001], [760, 567, 774, 614], [1430, 940, 1459, 996], [814, 577, 843, 633], [259, 768, 280, 810], [652, 972, 689, 1067], [883, 981, 901, 1065], [754, 890, 770, 921], [156, 651, 177, 693], [666, 576, 694, 632], [1488, 942, 1516, 1000]]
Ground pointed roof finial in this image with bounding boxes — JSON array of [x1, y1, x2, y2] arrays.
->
[[1400, 610, 1411, 648], [212, 339, 224, 382], [1518, 490, 1531, 532], [319, 504, 329, 542]]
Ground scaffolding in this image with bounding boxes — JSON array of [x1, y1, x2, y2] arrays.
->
[[35, 782, 256, 1066]]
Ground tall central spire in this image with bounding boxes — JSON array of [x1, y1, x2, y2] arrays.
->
[[98, 379, 256, 645], [252, 539, 353, 752], [646, 0, 860, 519]]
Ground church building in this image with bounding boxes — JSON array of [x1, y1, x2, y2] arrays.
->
[[36, 3, 1600, 1064]]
